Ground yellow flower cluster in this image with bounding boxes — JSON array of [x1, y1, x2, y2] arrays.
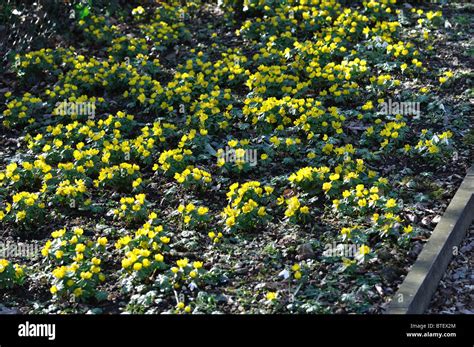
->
[[222, 182, 274, 231], [54, 179, 90, 208], [56, 179, 87, 197], [177, 203, 210, 229], [169, 258, 205, 291], [43, 227, 107, 301], [94, 163, 142, 191], [2, 92, 43, 127], [117, 219, 169, 279], [154, 148, 193, 175], [78, 15, 118, 44], [113, 194, 148, 223], [0, 259, 25, 289], [1, 191, 45, 226], [283, 196, 310, 222], [174, 166, 212, 188]]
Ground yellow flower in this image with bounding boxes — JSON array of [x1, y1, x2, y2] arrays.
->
[[80, 271, 93, 280], [53, 266, 67, 279], [73, 288, 83, 297], [197, 206, 208, 215], [121, 258, 131, 269], [16, 210, 26, 221], [15, 265, 24, 277], [235, 148, 245, 158], [226, 216, 235, 227], [264, 186, 274, 195], [342, 258, 356, 268], [138, 93, 146, 103], [322, 182, 332, 192], [299, 206, 309, 214], [228, 139, 238, 147], [177, 258, 188, 268], [160, 236, 170, 244], [97, 237, 108, 246], [291, 263, 300, 272], [372, 213, 380, 222], [359, 245, 371, 256], [341, 227, 351, 237], [185, 203, 195, 213], [386, 199, 397, 208], [266, 292, 277, 301], [361, 101, 373, 110], [74, 228, 84, 236]]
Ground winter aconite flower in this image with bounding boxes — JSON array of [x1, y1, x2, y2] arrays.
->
[[266, 292, 277, 301]]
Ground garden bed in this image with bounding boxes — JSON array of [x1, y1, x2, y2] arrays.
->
[[0, 0, 472, 314]]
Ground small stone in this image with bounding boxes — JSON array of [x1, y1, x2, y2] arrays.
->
[[296, 243, 315, 260], [432, 215, 442, 224]]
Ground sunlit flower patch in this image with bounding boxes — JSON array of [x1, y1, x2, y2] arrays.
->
[[0, 0, 468, 314]]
